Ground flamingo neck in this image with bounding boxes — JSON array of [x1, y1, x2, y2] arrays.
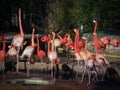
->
[[19, 8, 24, 36], [94, 21, 97, 34], [31, 28, 35, 46], [93, 20, 98, 54], [57, 32, 62, 43], [47, 39, 50, 56], [74, 29, 80, 52], [51, 32, 55, 52], [37, 36, 40, 51]]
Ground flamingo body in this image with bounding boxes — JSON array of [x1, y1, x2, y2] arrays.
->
[[21, 46, 35, 59], [12, 35, 24, 47]]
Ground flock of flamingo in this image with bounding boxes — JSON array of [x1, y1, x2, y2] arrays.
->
[[0, 8, 120, 85]]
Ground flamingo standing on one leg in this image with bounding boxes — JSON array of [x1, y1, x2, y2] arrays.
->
[[7, 8, 25, 73], [20, 28, 36, 77], [36, 34, 46, 72], [0, 34, 6, 78]]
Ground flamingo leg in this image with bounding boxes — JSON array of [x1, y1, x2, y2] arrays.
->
[[53, 64, 56, 82], [16, 53, 19, 73], [99, 65, 104, 81], [3, 61, 5, 78], [16, 47, 20, 73], [80, 67, 86, 84], [94, 69, 98, 82], [76, 60, 80, 80], [26, 58, 30, 77], [51, 63, 54, 81], [87, 69, 91, 86]]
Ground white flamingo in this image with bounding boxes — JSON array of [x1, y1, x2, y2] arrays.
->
[[7, 8, 25, 73], [20, 28, 36, 77]]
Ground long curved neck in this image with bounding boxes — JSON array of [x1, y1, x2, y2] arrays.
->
[[74, 29, 80, 52], [93, 20, 97, 34], [93, 20, 98, 54], [37, 35, 40, 51], [57, 32, 62, 41], [84, 38, 88, 50], [47, 35, 50, 56], [19, 8, 24, 36], [31, 28, 35, 46], [51, 32, 55, 52]]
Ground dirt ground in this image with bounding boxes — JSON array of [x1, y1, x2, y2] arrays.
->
[[0, 59, 120, 90]]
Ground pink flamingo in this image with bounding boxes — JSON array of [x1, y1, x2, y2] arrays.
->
[[0, 34, 6, 78], [20, 28, 36, 77], [93, 20, 110, 81], [36, 34, 46, 71], [110, 38, 119, 54], [57, 32, 67, 45], [92, 20, 110, 54]]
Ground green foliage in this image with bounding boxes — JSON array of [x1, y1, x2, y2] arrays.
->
[[0, 0, 120, 35]]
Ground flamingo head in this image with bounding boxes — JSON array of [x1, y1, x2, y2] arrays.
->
[[93, 20, 97, 23], [41, 35, 50, 42], [64, 33, 70, 37], [74, 28, 79, 33], [52, 32, 55, 36], [100, 36, 111, 45]]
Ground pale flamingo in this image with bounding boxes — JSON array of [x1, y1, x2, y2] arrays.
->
[[0, 34, 6, 78], [7, 8, 25, 73], [41, 32, 61, 83], [20, 28, 36, 77], [73, 29, 98, 85], [73, 29, 84, 79], [79, 49, 98, 85]]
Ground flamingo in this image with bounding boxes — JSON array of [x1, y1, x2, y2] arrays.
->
[[78, 49, 98, 85], [73, 28, 98, 85], [64, 34, 74, 61], [51, 32, 68, 51], [93, 20, 110, 81], [92, 20, 110, 54], [20, 28, 36, 77], [0, 34, 6, 78], [110, 38, 119, 47], [110, 38, 119, 54], [36, 34, 46, 72], [41, 32, 61, 83], [7, 8, 25, 73], [73, 29, 84, 79]]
